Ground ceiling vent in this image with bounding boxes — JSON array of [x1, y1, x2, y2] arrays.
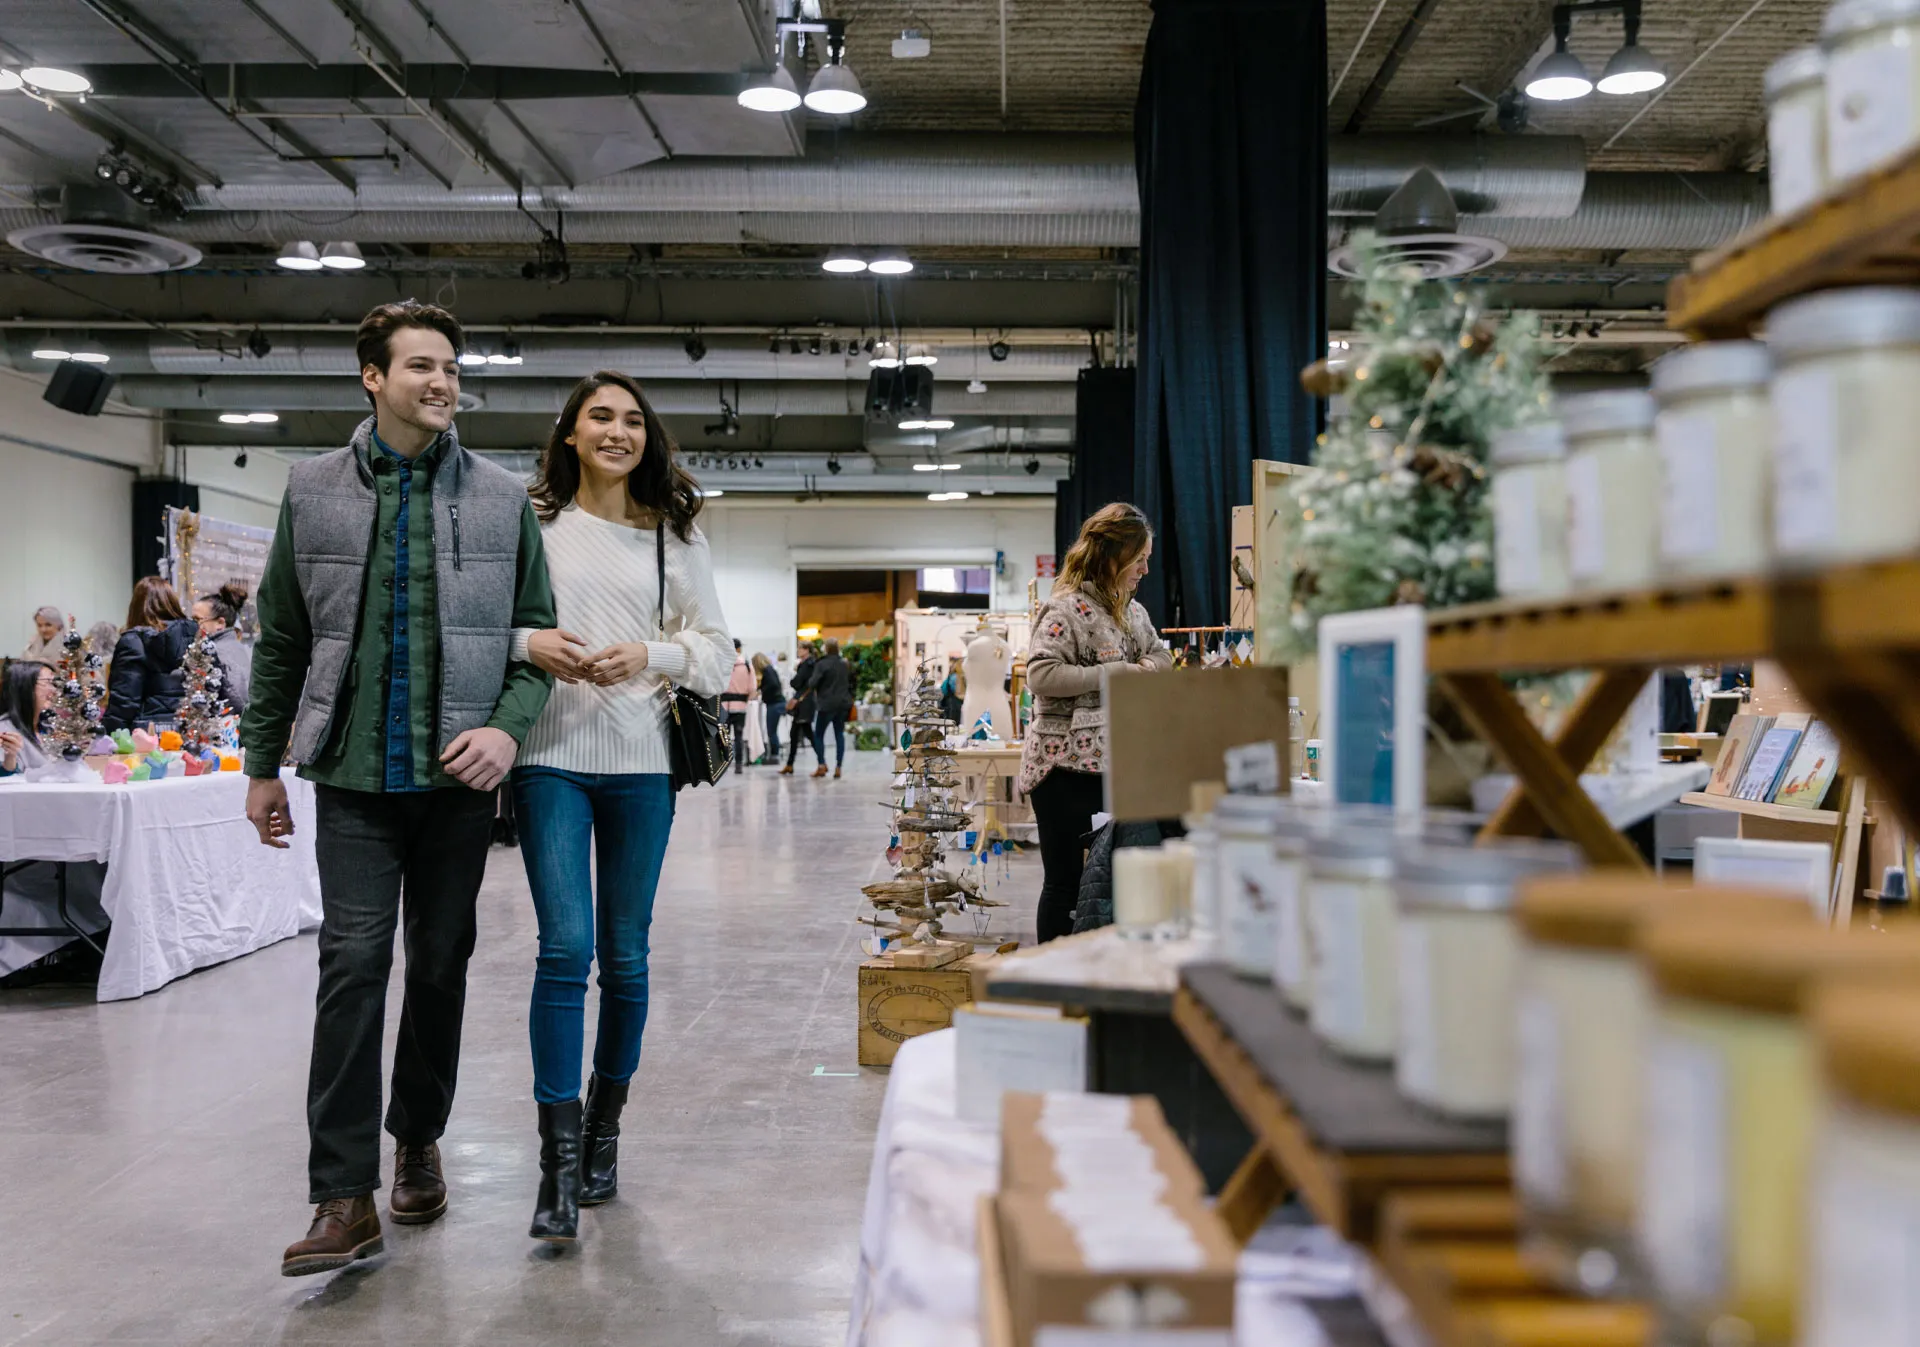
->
[[1328, 167, 1505, 280], [7, 186, 202, 275]]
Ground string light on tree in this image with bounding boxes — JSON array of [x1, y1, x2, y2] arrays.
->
[[175, 631, 229, 751], [43, 614, 105, 760]]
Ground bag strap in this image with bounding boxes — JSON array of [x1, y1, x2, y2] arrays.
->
[[655, 523, 675, 690]]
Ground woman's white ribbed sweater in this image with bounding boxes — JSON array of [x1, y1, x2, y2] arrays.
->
[[509, 506, 733, 776]]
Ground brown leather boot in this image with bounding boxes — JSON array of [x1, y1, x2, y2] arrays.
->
[[390, 1141, 447, 1225], [834, 766, 842, 779], [778, 765, 793, 775], [282, 1196, 383, 1277], [811, 765, 828, 778]]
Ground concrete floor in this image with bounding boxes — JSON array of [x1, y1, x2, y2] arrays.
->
[[0, 746, 1037, 1347]]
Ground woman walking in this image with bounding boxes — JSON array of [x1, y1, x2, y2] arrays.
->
[[513, 371, 732, 1243], [780, 642, 823, 775], [808, 638, 854, 780], [754, 652, 783, 764], [1016, 503, 1170, 942]]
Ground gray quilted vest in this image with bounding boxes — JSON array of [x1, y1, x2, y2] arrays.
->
[[283, 417, 527, 765]]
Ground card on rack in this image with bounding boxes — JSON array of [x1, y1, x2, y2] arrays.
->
[[1706, 713, 1773, 796], [1773, 720, 1842, 810], [1735, 722, 1806, 802]]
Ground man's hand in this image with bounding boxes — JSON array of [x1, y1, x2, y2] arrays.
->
[[246, 776, 295, 849], [582, 642, 651, 686], [440, 726, 518, 792], [527, 628, 592, 683]]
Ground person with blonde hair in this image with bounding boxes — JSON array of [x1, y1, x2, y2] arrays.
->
[[1015, 503, 1171, 941], [22, 607, 64, 666]]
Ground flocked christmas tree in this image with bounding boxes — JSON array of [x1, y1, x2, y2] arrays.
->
[[42, 615, 105, 759], [175, 632, 228, 750], [1272, 235, 1550, 657]]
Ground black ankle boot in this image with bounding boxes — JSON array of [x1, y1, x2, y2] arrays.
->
[[529, 1099, 584, 1242], [580, 1073, 630, 1206]]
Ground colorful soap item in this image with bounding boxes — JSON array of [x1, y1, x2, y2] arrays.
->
[[158, 730, 182, 752], [111, 729, 135, 754], [129, 763, 151, 782], [181, 754, 207, 777], [219, 755, 241, 773], [100, 760, 131, 784], [131, 728, 159, 754], [88, 735, 116, 756]]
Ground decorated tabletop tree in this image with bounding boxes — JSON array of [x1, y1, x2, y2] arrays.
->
[[1275, 236, 1550, 657], [175, 630, 228, 751], [42, 615, 105, 760]]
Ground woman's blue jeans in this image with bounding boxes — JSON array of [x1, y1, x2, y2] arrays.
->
[[511, 766, 675, 1105]]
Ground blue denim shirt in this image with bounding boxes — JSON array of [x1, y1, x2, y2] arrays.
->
[[373, 429, 424, 792]]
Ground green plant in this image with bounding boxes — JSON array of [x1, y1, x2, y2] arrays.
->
[[843, 636, 896, 701]]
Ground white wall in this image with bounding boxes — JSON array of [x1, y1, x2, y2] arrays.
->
[[0, 370, 163, 654], [699, 496, 1055, 657]]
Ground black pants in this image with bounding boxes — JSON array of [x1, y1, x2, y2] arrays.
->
[[764, 704, 783, 760], [815, 709, 848, 768], [308, 784, 495, 1201], [786, 707, 822, 767], [1029, 768, 1104, 944], [725, 709, 747, 773]]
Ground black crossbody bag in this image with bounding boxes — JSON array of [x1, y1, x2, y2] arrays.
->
[[656, 526, 731, 790]]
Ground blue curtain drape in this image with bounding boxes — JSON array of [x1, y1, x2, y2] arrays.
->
[[1133, 0, 1327, 625], [1058, 367, 1139, 574]]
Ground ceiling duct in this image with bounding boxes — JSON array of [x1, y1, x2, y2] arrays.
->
[[1327, 135, 1586, 218], [1328, 167, 1506, 279], [5, 185, 201, 275]]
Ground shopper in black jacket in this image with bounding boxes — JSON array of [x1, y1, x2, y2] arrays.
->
[[808, 638, 854, 780], [780, 643, 823, 776], [105, 576, 199, 732], [753, 652, 784, 764]]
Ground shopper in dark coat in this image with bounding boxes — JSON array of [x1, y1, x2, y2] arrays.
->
[[105, 576, 199, 732], [754, 652, 784, 764], [808, 638, 854, 780], [780, 643, 823, 775]]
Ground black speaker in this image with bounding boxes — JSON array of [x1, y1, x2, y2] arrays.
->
[[44, 359, 116, 416], [132, 479, 199, 587], [864, 365, 935, 424]]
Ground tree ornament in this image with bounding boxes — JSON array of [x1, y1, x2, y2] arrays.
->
[[42, 612, 104, 760], [174, 632, 230, 751]]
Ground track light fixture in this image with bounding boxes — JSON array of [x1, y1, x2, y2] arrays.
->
[[685, 334, 708, 363], [827, 454, 842, 475], [788, 338, 802, 356], [247, 328, 273, 360], [1524, 0, 1664, 102], [987, 339, 1011, 362], [809, 335, 822, 357], [234, 449, 249, 469], [94, 145, 187, 218], [1025, 457, 1041, 476]]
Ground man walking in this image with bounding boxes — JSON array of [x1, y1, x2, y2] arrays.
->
[[240, 300, 556, 1277], [809, 637, 855, 780]]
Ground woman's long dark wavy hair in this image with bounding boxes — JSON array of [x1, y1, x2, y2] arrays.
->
[[529, 371, 703, 542], [2, 659, 45, 747]]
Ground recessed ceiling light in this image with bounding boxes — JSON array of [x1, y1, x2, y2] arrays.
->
[[937, 462, 962, 470], [912, 462, 939, 471], [31, 347, 70, 361], [738, 65, 802, 113], [821, 250, 867, 274], [868, 254, 913, 276], [219, 413, 251, 425], [276, 240, 323, 271], [459, 351, 488, 367], [247, 412, 279, 423], [22, 67, 90, 94], [319, 241, 366, 271], [0, 71, 22, 92], [927, 490, 969, 502], [69, 351, 109, 363], [923, 419, 955, 430], [1525, 47, 1593, 100], [900, 419, 930, 431], [486, 352, 522, 366], [804, 62, 867, 115]]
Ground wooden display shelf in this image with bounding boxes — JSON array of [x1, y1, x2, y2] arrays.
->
[[976, 1195, 1016, 1347], [1668, 145, 1920, 338], [1678, 791, 1842, 826], [1173, 968, 1507, 1244], [1427, 580, 1770, 676]]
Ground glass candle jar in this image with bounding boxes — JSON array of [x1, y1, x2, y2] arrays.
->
[[1768, 287, 1920, 564], [1561, 388, 1661, 592], [1766, 45, 1828, 216], [1271, 812, 1319, 1012], [1513, 879, 1813, 1300], [1392, 841, 1579, 1120], [1638, 922, 1920, 1347], [1307, 826, 1399, 1061], [1490, 421, 1571, 600], [1803, 984, 1920, 1347], [1651, 341, 1773, 578], [1214, 795, 1290, 979], [1822, 0, 1920, 185], [1183, 810, 1221, 957]]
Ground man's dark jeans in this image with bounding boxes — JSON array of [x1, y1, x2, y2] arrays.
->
[[307, 784, 495, 1201]]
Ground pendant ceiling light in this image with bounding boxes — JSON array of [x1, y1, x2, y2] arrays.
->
[[319, 241, 366, 271], [22, 67, 90, 94], [869, 340, 901, 369], [1525, 42, 1592, 101], [738, 64, 802, 112], [276, 240, 324, 271], [821, 248, 867, 274], [805, 60, 867, 115], [1526, 0, 1664, 102], [868, 252, 913, 276]]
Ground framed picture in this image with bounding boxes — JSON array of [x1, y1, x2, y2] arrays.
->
[[1317, 605, 1427, 820]]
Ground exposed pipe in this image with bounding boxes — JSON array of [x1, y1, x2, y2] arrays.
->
[[1462, 173, 1764, 250], [1329, 135, 1585, 218], [1342, 0, 1448, 134], [115, 377, 1081, 417]]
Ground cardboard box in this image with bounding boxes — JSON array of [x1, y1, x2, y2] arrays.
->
[[857, 952, 979, 1067], [996, 1188, 1236, 1346], [998, 1092, 1206, 1200]]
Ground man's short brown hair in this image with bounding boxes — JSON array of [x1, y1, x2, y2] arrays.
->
[[355, 300, 464, 407]]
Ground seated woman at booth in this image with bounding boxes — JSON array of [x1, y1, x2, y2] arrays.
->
[[0, 658, 55, 776]]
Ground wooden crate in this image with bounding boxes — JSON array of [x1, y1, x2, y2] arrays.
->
[[858, 952, 980, 1067]]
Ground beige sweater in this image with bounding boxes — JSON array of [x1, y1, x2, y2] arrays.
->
[[1016, 582, 1170, 794]]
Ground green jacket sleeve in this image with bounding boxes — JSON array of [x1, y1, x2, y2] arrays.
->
[[485, 499, 556, 742], [238, 495, 311, 778]]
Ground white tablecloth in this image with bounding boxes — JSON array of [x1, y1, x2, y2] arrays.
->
[[0, 770, 322, 1001], [848, 1030, 1363, 1347]]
